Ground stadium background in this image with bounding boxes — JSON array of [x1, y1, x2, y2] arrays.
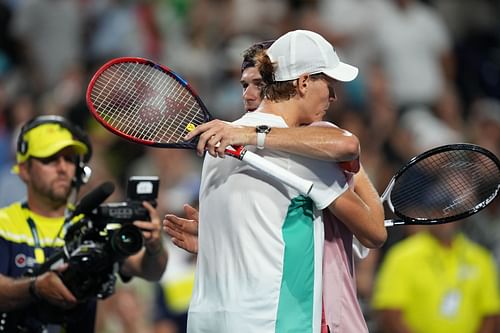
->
[[0, 0, 498, 332]]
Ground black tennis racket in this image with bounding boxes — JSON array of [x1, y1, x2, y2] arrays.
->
[[86, 57, 313, 196], [382, 143, 499, 227]]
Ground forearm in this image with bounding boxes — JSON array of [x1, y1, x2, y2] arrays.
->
[[349, 167, 386, 247], [140, 246, 168, 281], [125, 202, 168, 281], [353, 167, 385, 223], [121, 246, 168, 281], [187, 119, 360, 161], [329, 167, 386, 248], [0, 275, 33, 311], [264, 126, 360, 161]]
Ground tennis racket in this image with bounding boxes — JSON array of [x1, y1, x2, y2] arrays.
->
[[86, 57, 313, 196], [382, 143, 499, 227]]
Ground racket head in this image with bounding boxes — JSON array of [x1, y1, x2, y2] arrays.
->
[[86, 57, 211, 149], [384, 143, 500, 225]]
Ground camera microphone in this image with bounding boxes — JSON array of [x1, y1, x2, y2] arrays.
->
[[71, 181, 115, 218]]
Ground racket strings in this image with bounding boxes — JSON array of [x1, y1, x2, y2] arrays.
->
[[109, 64, 154, 138], [141, 66, 193, 141], [391, 150, 499, 221], [140, 64, 200, 141], [91, 63, 157, 137], [90, 61, 206, 144], [92, 65, 136, 126], [96, 62, 202, 141], [127, 64, 173, 139]]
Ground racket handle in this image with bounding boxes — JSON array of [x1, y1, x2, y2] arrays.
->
[[384, 219, 407, 227], [241, 150, 314, 197]]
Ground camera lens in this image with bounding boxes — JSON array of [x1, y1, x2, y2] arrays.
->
[[110, 224, 144, 257]]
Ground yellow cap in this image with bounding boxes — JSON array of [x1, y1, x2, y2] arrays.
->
[[12, 123, 88, 173]]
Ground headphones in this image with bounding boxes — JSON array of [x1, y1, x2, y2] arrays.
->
[[17, 115, 93, 188]]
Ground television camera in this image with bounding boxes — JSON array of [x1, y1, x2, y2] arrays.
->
[[2, 176, 160, 330]]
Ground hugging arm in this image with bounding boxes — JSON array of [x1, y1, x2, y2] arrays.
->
[[328, 165, 387, 248], [185, 120, 360, 161]]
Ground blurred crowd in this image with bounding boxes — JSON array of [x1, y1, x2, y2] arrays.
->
[[0, 0, 499, 332]]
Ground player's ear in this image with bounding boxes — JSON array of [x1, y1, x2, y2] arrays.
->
[[297, 74, 309, 95]]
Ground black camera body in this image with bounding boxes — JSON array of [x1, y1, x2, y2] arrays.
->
[[95, 176, 160, 226], [60, 176, 160, 300], [4, 177, 161, 330]]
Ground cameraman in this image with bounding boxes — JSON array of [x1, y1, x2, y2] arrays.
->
[[0, 115, 167, 332]]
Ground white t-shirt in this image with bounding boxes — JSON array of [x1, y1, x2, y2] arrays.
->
[[373, 1, 451, 107], [188, 112, 349, 333]]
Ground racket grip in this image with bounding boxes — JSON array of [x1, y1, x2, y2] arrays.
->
[[241, 150, 314, 197], [384, 220, 394, 227]]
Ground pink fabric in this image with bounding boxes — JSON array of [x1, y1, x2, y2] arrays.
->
[[321, 298, 329, 333], [309, 120, 366, 332], [322, 179, 368, 333]]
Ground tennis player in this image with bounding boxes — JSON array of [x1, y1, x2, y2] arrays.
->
[[180, 30, 386, 333]]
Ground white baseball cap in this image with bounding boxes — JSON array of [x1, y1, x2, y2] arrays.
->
[[267, 30, 358, 82]]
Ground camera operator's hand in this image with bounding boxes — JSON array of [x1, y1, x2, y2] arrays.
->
[[121, 201, 167, 281], [133, 201, 163, 255], [33, 265, 77, 309]]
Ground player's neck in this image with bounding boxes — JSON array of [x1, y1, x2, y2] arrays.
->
[[260, 99, 301, 127]]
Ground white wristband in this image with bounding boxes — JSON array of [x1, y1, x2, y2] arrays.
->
[[256, 131, 266, 149], [256, 125, 271, 150]]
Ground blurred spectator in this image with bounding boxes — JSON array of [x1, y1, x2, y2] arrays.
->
[[371, 0, 455, 113], [231, 0, 288, 36], [10, 0, 83, 93], [96, 283, 154, 333], [430, 0, 500, 105], [466, 97, 500, 157], [461, 97, 500, 271], [461, 200, 500, 275], [84, 0, 162, 66], [398, 106, 463, 152], [0, 91, 36, 206], [152, 238, 196, 333], [300, 0, 387, 108], [372, 222, 500, 333], [0, 1, 20, 76]]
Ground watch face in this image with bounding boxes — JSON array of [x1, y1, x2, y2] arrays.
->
[[256, 125, 271, 133]]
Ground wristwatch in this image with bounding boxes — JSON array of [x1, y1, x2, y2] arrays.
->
[[256, 125, 271, 150]]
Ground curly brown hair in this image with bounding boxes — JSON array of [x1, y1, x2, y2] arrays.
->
[[240, 40, 275, 73], [254, 49, 297, 102]]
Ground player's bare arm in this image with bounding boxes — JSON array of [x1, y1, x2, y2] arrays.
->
[[185, 119, 360, 161], [328, 166, 387, 249]]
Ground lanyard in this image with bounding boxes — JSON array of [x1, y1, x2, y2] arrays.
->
[[21, 202, 69, 264], [26, 215, 45, 264]]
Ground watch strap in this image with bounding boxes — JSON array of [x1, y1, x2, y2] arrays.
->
[[256, 125, 271, 150]]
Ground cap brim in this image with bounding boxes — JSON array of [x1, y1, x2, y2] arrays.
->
[[324, 62, 359, 82], [12, 140, 88, 174], [30, 140, 88, 159]]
